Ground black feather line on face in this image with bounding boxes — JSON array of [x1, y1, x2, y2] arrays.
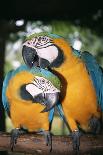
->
[[50, 45, 64, 68], [20, 84, 46, 105], [20, 84, 35, 101]]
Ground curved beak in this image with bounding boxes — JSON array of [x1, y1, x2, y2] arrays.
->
[[41, 92, 60, 112], [22, 45, 50, 69], [26, 82, 60, 113], [22, 45, 39, 68]]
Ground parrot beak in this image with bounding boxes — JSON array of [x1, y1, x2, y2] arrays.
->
[[22, 45, 39, 68], [22, 45, 50, 69], [38, 58, 50, 69], [41, 92, 60, 113], [26, 82, 60, 113]]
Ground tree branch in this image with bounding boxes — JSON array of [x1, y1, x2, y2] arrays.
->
[[0, 132, 103, 155]]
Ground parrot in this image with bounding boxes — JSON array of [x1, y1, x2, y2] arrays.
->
[[2, 64, 64, 151], [22, 32, 103, 151]]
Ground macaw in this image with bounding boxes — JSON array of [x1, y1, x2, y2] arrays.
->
[[22, 32, 103, 151], [2, 64, 62, 151]]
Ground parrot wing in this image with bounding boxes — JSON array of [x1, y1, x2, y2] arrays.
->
[[2, 70, 14, 116], [56, 101, 71, 131], [81, 51, 103, 111]]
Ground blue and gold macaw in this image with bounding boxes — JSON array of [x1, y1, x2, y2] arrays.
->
[[2, 65, 62, 151], [22, 32, 103, 151]]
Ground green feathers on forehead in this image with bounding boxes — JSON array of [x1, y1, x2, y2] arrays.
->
[[25, 32, 62, 41], [14, 65, 61, 90], [30, 66, 61, 90]]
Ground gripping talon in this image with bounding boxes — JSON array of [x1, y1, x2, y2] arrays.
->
[[71, 130, 81, 152], [10, 128, 20, 151], [89, 116, 101, 134], [10, 128, 27, 151], [42, 131, 52, 152]]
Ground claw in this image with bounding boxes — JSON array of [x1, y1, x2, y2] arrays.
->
[[42, 131, 52, 152], [10, 128, 20, 151], [89, 116, 101, 134], [71, 130, 81, 152], [10, 128, 27, 151]]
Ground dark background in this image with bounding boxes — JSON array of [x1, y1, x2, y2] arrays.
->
[[0, 1, 103, 154], [0, 0, 103, 32]]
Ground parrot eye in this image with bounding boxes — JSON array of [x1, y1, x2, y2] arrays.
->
[[42, 37, 45, 40], [27, 41, 30, 44], [41, 79, 45, 84]]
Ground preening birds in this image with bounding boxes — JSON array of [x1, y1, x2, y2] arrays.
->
[[22, 32, 103, 151], [2, 65, 61, 151]]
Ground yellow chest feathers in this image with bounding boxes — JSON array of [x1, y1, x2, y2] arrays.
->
[[6, 71, 49, 131]]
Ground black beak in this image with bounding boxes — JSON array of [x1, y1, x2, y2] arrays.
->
[[22, 45, 39, 68], [38, 58, 50, 69], [22, 45, 50, 69], [41, 92, 59, 112]]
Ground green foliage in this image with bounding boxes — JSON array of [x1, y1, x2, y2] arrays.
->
[[51, 21, 103, 50], [4, 61, 13, 76]]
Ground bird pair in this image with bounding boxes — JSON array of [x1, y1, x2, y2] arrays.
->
[[2, 32, 103, 152]]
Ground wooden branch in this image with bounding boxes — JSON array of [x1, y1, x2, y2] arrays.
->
[[0, 132, 103, 155]]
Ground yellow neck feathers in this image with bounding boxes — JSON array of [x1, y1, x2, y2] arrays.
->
[[53, 38, 82, 73]]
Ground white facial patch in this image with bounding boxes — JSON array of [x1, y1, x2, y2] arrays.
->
[[26, 83, 42, 97], [23, 36, 58, 63], [26, 76, 60, 98], [37, 46, 58, 63]]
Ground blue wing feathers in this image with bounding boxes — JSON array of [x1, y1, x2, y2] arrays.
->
[[2, 70, 14, 115], [49, 108, 54, 123], [81, 51, 103, 111], [56, 102, 71, 131], [2, 66, 29, 115]]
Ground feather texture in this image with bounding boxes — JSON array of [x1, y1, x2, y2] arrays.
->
[[72, 48, 103, 111], [2, 65, 65, 131], [2, 70, 14, 116], [81, 51, 103, 111]]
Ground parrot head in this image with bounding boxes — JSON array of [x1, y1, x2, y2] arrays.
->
[[25, 74, 61, 112], [22, 32, 68, 69]]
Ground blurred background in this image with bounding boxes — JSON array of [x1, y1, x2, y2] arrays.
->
[[0, 0, 103, 154]]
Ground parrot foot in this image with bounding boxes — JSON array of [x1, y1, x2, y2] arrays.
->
[[89, 116, 101, 134], [42, 131, 52, 152], [10, 128, 27, 151], [71, 130, 81, 152]]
